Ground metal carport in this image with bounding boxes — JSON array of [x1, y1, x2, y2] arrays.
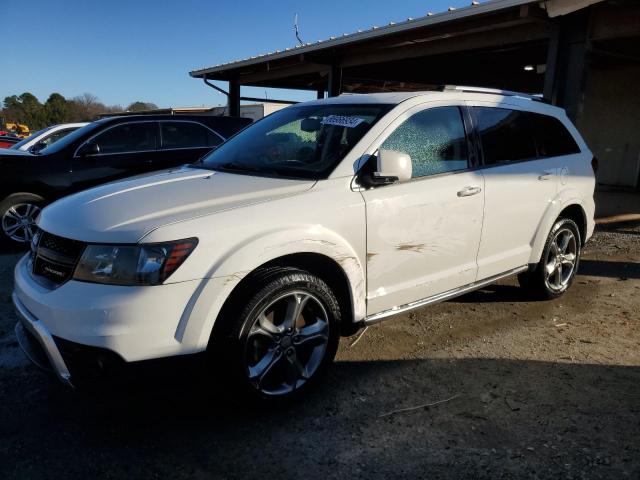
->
[[190, 0, 640, 188]]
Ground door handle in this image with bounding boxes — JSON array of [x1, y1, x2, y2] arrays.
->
[[538, 170, 555, 181], [457, 186, 482, 197]]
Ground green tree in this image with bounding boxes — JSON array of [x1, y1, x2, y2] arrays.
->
[[2, 92, 46, 129], [44, 93, 69, 125], [126, 101, 158, 112], [3, 95, 24, 123], [2, 91, 148, 125], [18, 92, 46, 129]]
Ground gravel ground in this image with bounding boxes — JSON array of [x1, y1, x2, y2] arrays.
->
[[0, 223, 638, 479]]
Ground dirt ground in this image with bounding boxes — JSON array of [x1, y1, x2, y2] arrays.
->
[[0, 223, 638, 479]]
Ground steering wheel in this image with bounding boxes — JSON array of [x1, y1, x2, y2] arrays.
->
[[257, 145, 284, 163], [268, 145, 283, 161], [282, 159, 308, 166]]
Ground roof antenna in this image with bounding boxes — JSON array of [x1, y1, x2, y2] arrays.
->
[[294, 13, 304, 45]]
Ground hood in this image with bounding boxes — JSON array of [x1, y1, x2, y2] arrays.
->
[[39, 166, 315, 243], [0, 148, 33, 158]]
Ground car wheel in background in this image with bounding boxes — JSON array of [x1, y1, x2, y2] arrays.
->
[[518, 217, 581, 300], [0, 193, 44, 246]]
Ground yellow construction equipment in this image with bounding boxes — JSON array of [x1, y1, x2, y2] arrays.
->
[[4, 123, 30, 138]]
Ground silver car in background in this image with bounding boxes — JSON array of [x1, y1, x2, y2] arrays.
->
[[6, 123, 88, 154]]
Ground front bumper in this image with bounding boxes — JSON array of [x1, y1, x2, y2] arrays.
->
[[13, 294, 72, 386], [14, 293, 129, 386], [13, 253, 206, 366]]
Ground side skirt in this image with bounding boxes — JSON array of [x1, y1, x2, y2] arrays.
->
[[362, 266, 529, 326]]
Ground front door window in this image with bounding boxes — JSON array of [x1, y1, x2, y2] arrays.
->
[[380, 106, 469, 177]]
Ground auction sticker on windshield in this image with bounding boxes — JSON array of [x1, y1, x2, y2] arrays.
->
[[321, 115, 365, 128]]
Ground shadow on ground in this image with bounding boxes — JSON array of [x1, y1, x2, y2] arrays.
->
[[0, 245, 28, 255], [1, 356, 638, 479], [579, 259, 640, 280], [452, 258, 640, 304], [455, 284, 531, 304]]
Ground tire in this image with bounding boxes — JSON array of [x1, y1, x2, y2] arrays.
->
[[0, 193, 44, 247], [518, 217, 581, 300], [210, 267, 341, 401]]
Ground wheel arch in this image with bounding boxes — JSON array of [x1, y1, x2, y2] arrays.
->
[[1, 191, 46, 204], [175, 229, 367, 350], [530, 197, 588, 265], [558, 204, 587, 246], [212, 252, 359, 340]]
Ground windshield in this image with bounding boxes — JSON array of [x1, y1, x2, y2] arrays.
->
[[198, 103, 392, 180], [39, 120, 105, 155], [10, 126, 52, 149]]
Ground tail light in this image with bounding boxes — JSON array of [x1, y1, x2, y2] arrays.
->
[[591, 156, 599, 174]]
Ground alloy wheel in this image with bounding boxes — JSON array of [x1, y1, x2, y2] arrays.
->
[[244, 290, 330, 397], [544, 228, 578, 292], [2, 203, 41, 243]]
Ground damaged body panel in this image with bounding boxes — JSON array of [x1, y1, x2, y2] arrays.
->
[[362, 169, 485, 315]]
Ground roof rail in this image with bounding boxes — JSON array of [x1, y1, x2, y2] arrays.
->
[[437, 85, 547, 103]]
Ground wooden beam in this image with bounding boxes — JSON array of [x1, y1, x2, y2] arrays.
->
[[237, 62, 327, 84], [589, 5, 640, 41], [337, 22, 550, 68], [589, 47, 640, 65]]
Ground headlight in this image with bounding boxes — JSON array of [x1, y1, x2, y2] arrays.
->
[[30, 229, 42, 256], [73, 238, 197, 286]]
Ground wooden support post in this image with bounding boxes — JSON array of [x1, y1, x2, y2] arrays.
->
[[546, 11, 590, 122], [228, 80, 240, 117], [328, 65, 342, 97], [543, 25, 560, 104]]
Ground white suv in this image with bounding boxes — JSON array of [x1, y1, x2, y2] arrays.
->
[[13, 87, 595, 399]]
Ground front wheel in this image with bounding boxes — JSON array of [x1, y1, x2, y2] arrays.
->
[[211, 268, 341, 401], [518, 217, 581, 299]]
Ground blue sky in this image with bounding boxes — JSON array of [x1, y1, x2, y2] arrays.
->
[[3, 0, 478, 108]]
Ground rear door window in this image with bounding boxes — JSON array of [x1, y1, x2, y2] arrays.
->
[[529, 113, 580, 157], [380, 106, 469, 178], [474, 107, 537, 165], [90, 122, 157, 154], [160, 121, 222, 149]]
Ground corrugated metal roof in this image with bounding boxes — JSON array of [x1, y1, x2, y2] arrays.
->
[[189, 0, 539, 78]]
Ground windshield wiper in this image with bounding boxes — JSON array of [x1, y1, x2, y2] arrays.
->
[[213, 161, 283, 177]]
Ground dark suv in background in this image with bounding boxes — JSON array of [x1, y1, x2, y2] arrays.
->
[[0, 114, 252, 245]]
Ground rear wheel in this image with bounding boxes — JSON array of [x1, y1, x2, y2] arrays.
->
[[0, 194, 44, 246], [211, 268, 341, 401], [518, 217, 581, 299]]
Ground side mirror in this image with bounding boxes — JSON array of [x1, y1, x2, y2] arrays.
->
[[359, 149, 412, 187], [377, 149, 412, 182], [77, 142, 100, 157]]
